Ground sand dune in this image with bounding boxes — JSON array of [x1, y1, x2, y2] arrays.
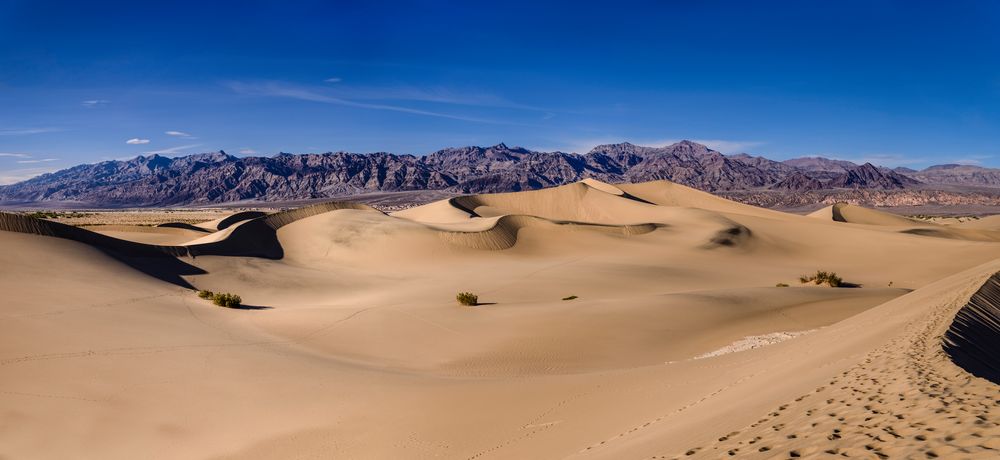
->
[[809, 202, 1000, 242], [943, 272, 1000, 385], [194, 211, 269, 231], [87, 224, 212, 245], [1, 179, 999, 459], [809, 202, 924, 226]]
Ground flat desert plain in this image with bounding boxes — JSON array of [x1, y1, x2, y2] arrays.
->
[[1, 179, 998, 459]]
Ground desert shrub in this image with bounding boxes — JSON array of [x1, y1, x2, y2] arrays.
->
[[562, 295, 579, 301], [456, 292, 478, 306], [775, 283, 789, 288], [197, 289, 214, 299], [799, 270, 844, 287], [211, 292, 242, 308]]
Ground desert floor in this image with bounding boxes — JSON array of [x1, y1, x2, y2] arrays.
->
[[1, 179, 998, 459]]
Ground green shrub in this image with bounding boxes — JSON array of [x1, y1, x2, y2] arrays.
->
[[775, 283, 789, 288], [799, 270, 844, 287], [456, 292, 478, 306], [197, 289, 214, 299], [211, 292, 242, 308], [562, 295, 579, 301]]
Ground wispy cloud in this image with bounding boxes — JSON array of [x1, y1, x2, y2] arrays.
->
[[126, 138, 150, 145], [238, 148, 258, 155], [324, 77, 342, 83], [950, 155, 993, 166], [339, 85, 548, 111], [0, 152, 31, 158], [0, 166, 62, 185], [0, 127, 60, 136], [82, 99, 110, 107], [142, 144, 202, 155], [227, 81, 520, 125], [16, 158, 58, 164], [165, 130, 194, 138]]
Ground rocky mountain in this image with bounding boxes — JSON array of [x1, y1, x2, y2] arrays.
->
[[0, 140, 796, 205], [826, 163, 920, 190], [782, 157, 859, 173], [0, 140, 994, 207], [770, 172, 824, 192], [900, 164, 1000, 188]]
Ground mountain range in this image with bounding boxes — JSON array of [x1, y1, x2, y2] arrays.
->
[[1, 140, 999, 207]]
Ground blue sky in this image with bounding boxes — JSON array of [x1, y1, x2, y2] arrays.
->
[[1, 0, 998, 183]]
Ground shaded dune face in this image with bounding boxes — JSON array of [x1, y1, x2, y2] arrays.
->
[[944, 272, 1000, 384]]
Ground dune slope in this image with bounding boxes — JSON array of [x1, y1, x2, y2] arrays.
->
[[1, 179, 999, 459]]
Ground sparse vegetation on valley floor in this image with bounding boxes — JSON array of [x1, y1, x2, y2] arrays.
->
[[799, 270, 851, 287], [196, 289, 243, 308], [456, 292, 478, 306], [22, 211, 94, 219]]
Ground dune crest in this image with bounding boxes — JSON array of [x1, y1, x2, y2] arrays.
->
[[944, 272, 1000, 384]]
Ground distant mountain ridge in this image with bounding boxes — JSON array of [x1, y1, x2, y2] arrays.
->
[[0, 140, 997, 207]]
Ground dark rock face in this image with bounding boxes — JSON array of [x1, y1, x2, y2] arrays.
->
[[771, 172, 824, 191], [826, 163, 921, 189], [0, 140, 977, 208]]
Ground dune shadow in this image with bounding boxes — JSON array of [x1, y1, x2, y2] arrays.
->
[[944, 272, 1000, 385], [102, 250, 207, 289], [225, 304, 272, 310]]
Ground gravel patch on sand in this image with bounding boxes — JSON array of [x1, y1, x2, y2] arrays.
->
[[694, 330, 816, 359]]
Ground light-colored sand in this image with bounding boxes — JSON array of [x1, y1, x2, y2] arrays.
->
[[1, 179, 998, 459], [85, 225, 212, 245], [810, 202, 1000, 242]]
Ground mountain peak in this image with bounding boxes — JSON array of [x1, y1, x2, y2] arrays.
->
[[183, 150, 234, 163]]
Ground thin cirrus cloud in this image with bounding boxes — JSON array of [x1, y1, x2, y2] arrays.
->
[[325, 84, 550, 112], [0, 152, 31, 158], [238, 148, 258, 155], [0, 127, 60, 136], [16, 158, 58, 164], [324, 77, 342, 83], [126, 138, 150, 145], [82, 99, 110, 107], [952, 155, 993, 166], [165, 130, 194, 138], [227, 81, 524, 125], [0, 166, 63, 185], [142, 144, 202, 155]]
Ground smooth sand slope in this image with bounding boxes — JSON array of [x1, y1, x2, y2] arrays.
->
[[809, 202, 1000, 242], [1, 179, 998, 459]]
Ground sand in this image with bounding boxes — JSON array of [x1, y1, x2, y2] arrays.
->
[[1, 178, 998, 459]]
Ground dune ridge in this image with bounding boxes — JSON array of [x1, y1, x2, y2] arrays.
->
[[438, 214, 660, 250], [0, 211, 190, 258], [943, 272, 1000, 385]]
